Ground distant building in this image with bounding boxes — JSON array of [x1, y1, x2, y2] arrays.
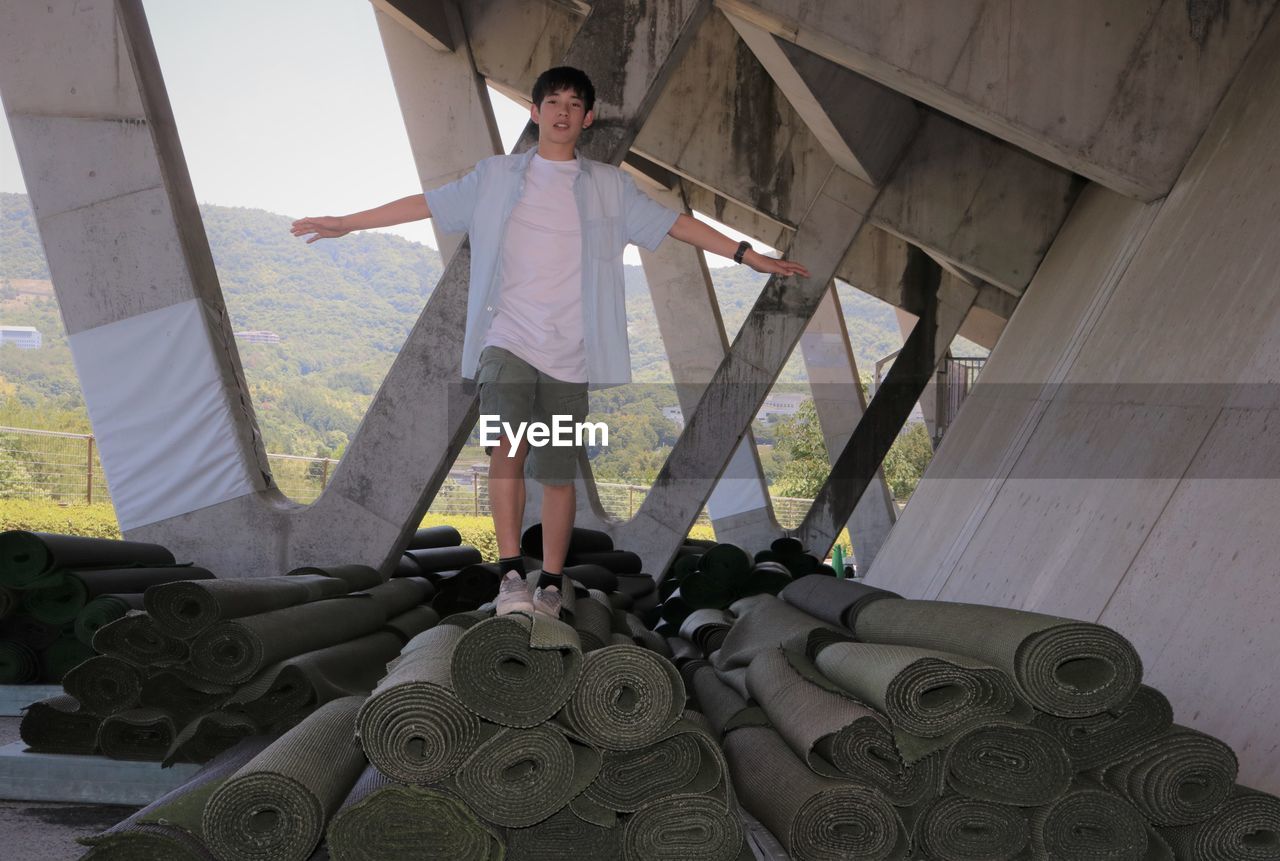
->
[[662, 392, 809, 428], [0, 325, 41, 349], [235, 330, 281, 344]]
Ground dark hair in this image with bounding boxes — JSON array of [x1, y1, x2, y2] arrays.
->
[[532, 66, 595, 112]]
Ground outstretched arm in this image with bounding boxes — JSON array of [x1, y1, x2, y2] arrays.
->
[[667, 213, 810, 278], [290, 194, 431, 244]]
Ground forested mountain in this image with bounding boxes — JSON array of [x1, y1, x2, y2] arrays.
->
[[1, 191, 914, 477]]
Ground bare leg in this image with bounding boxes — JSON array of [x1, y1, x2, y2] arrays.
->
[[539, 482, 576, 573], [488, 434, 530, 560]]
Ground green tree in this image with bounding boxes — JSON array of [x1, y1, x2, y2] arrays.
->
[[883, 422, 934, 499], [772, 399, 830, 498]]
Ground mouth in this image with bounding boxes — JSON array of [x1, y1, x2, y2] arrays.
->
[[553, 122, 569, 129]]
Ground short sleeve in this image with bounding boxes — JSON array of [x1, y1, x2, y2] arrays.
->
[[622, 172, 680, 252], [424, 169, 480, 235]]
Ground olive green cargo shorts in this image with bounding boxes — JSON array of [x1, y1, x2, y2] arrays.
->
[[475, 346, 590, 486]]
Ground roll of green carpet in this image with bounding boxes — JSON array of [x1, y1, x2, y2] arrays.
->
[[41, 634, 94, 683], [0, 584, 16, 619], [357, 625, 482, 784], [93, 612, 189, 665], [521, 523, 613, 559], [409, 524, 464, 550], [779, 573, 901, 630], [712, 594, 839, 674], [326, 765, 503, 861], [813, 640, 1030, 762], [746, 647, 935, 805], [560, 644, 684, 751], [75, 594, 144, 645], [381, 605, 439, 642], [0, 530, 175, 588], [724, 724, 907, 861], [165, 710, 261, 766], [145, 574, 350, 638], [572, 595, 614, 652], [584, 718, 725, 813], [433, 563, 502, 616], [20, 693, 100, 754], [44, 566, 214, 626], [228, 630, 407, 728], [203, 696, 367, 861], [505, 806, 619, 861], [914, 793, 1030, 861], [679, 608, 732, 656], [686, 663, 767, 738], [449, 613, 582, 727], [188, 594, 390, 684], [98, 708, 178, 761], [63, 655, 143, 716], [0, 612, 62, 649], [1030, 782, 1149, 860], [22, 572, 88, 624], [139, 670, 231, 727], [1032, 684, 1173, 771], [77, 736, 274, 860], [285, 563, 384, 590], [659, 593, 694, 627], [0, 639, 39, 683], [853, 598, 1142, 718], [453, 723, 601, 827], [1158, 785, 1280, 860], [403, 545, 482, 575], [1096, 725, 1239, 827], [621, 793, 742, 861], [944, 723, 1073, 807], [739, 561, 791, 598], [665, 635, 700, 665]]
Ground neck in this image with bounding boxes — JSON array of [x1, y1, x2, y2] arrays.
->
[[536, 139, 577, 161]]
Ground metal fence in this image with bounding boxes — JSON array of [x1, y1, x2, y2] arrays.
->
[[0, 425, 818, 527]]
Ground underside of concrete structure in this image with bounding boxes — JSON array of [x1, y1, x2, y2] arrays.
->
[[4, 0, 1280, 792]]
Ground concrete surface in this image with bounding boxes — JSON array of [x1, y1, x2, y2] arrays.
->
[[869, 9, 1280, 792], [0, 687, 62, 718]]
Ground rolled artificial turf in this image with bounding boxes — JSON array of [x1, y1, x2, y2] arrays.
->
[[0, 531, 175, 589], [1030, 782, 1150, 860], [75, 594, 145, 645], [145, 574, 349, 638], [20, 693, 101, 754], [620, 793, 743, 861], [913, 794, 1030, 861], [778, 573, 901, 630], [1095, 725, 1239, 826], [943, 723, 1074, 807], [559, 644, 684, 751]]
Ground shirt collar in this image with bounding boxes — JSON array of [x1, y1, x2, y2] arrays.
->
[[511, 147, 590, 174]]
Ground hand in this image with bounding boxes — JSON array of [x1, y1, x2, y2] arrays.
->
[[746, 250, 810, 278], [290, 216, 350, 244]]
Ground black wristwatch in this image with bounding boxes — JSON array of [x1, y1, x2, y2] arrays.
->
[[733, 240, 752, 264]]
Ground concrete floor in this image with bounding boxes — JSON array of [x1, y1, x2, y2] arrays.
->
[[0, 717, 138, 861]]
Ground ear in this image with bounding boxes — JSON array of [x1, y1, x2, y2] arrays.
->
[[530, 103, 541, 124], [583, 108, 594, 129]]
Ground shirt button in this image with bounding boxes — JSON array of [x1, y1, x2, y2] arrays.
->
[[485, 305, 493, 312]]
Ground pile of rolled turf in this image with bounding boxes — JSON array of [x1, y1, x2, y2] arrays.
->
[[666, 560, 1280, 861], [18, 540, 451, 765], [0, 530, 217, 684], [77, 555, 747, 860]]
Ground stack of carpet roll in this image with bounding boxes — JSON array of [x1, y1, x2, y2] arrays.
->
[[521, 524, 659, 609], [336, 599, 745, 861], [678, 568, 1280, 861], [0, 530, 217, 684], [22, 560, 439, 768], [652, 537, 838, 636]]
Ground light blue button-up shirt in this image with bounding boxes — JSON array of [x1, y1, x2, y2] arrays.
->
[[425, 147, 679, 389]]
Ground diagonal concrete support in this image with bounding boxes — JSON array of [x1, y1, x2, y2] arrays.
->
[[716, 0, 1278, 201], [372, 0, 454, 51], [724, 12, 917, 187], [612, 169, 877, 575]]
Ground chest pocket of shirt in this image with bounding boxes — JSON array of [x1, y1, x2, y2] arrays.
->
[[585, 215, 624, 262]]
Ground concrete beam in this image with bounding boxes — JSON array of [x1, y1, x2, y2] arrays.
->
[[463, 0, 584, 103], [716, 0, 1278, 201], [613, 169, 876, 575], [725, 12, 917, 186], [375, 1, 503, 264], [370, 0, 455, 51], [627, 9, 1080, 296]]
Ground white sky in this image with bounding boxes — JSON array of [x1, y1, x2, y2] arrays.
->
[[0, 0, 758, 267]]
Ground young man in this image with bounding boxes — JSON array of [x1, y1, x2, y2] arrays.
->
[[292, 66, 808, 616]]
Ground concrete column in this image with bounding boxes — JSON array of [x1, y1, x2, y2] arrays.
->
[[375, 1, 503, 265], [0, 1, 274, 557]]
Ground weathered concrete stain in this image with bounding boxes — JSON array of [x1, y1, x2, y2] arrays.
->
[[730, 36, 793, 222]]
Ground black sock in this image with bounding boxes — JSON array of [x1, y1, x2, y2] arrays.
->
[[537, 569, 563, 590], [499, 555, 526, 577]]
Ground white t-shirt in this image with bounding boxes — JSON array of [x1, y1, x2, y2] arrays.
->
[[483, 153, 587, 382]]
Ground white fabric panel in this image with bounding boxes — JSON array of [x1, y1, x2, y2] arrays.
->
[[706, 438, 770, 520], [68, 299, 257, 530]]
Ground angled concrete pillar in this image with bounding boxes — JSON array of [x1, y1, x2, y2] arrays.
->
[[717, 0, 1278, 201], [724, 12, 917, 186], [0, 1, 274, 565], [375, 0, 503, 265], [613, 168, 877, 575]]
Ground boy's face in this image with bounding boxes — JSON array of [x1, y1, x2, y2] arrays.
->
[[531, 86, 593, 149]]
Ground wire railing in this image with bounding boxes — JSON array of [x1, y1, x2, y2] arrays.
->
[[0, 425, 818, 527]]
